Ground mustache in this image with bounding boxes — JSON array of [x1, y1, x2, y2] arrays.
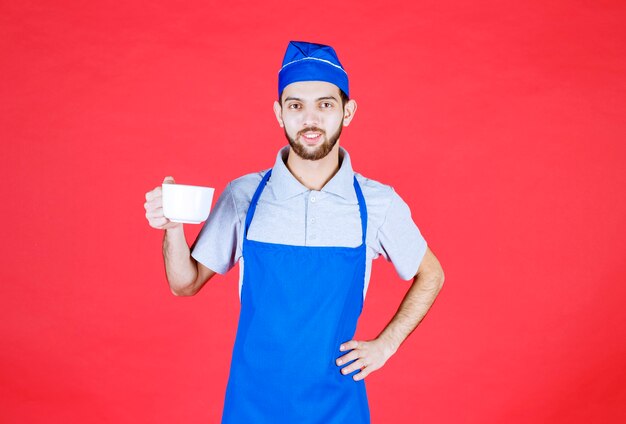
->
[[298, 127, 325, 136]]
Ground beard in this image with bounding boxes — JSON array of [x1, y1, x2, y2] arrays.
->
[[284, 119, 344, 161]]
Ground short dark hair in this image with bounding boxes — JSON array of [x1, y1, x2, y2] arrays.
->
[[279, 89, 350, 107], [338, 89, 349, 106]]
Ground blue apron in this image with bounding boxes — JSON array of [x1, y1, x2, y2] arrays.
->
[[221, 169, 371, 423]]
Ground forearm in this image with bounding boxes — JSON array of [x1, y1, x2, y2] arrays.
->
[[162, 225, 198, 295], [377, 270, 444, 356]]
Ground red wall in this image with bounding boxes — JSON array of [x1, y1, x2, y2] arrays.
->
[[2, 1, 625, 422]]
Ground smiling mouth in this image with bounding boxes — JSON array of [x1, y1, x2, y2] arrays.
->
[[300, 131, 323, 145]]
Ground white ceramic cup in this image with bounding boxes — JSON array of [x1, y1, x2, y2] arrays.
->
[[162, 183, 215, 224]]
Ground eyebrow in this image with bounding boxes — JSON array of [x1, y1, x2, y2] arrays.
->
[[284, 96, 339, 102]]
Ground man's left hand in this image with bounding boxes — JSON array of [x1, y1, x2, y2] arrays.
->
[[335, 338, 396, 381]]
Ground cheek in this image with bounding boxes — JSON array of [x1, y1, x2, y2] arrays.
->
[[328, 114, 344, 129], [282, 119, 299, 134], [282, 113, 299, 126]]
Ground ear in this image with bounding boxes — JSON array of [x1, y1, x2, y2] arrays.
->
[[342, 99, 357, 127], [273, 101, 284, 128]]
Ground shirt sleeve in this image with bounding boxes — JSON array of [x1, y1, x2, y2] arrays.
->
[[190, 182, 241, 274], [375, 189, 428, 280]]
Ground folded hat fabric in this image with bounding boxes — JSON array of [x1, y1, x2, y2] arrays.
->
[[278, 41, 349, 98]]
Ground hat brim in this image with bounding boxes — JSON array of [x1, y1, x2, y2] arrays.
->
[[279, 60, 349, 99]]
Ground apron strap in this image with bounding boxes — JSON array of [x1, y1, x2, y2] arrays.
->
[[353, 176, 368, 245], [244, 168, 368, 245], [244, 169, 273, 240]]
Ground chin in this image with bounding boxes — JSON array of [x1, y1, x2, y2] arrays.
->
[[285, 126, 341, 161]]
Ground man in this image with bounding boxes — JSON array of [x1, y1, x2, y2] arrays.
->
[[144, 41, 444, 423]]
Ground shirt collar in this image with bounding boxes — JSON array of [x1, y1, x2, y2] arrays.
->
[[269, 145, 357, 202]]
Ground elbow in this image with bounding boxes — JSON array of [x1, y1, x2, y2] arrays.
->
[[415, 247, 445, 292], [169, 282, 198, 297], [419, 267, 445, 292], [427, 272, 444, 293], [432, 264, 445, 289], [435, 268, 445, 290]]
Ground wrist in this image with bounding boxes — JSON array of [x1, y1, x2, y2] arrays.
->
[[377, 333, 399, 360], [165, 223, 184, 236]]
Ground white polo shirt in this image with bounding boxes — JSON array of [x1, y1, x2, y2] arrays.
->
[[191, 146, 427, 299]]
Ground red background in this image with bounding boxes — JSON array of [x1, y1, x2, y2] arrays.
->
[[1, 1, 625, 423]]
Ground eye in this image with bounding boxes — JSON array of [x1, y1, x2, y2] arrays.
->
[[288, 103, 301, 109], [320, 102, 333, 108]]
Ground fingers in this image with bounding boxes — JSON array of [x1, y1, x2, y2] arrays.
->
[[145, 186, 162, 202], [340, 358, 368, 376], [145, 202, 168, 227], [148, 216, 170, 229], [337, 340, 367, 377], [144, 177, 173, 229], [339, 340, 359, 352], [336, 339, 383, 381], [336, 349, 359, 366], [145, 206, 164, 219], [145, 175, 174, 202], [144, 194, 163, 216], [352, 368, 369, 381]]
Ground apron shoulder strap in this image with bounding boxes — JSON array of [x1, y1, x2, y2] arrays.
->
[[353, 176, 368, 245], [244, 169, 273, 239]]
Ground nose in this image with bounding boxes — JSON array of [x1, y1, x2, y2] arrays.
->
[[301, 108, 321, 127]]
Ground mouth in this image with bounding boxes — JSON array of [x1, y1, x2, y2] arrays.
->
[[299, 131, 324, 145]]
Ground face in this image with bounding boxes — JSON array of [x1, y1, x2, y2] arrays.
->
[[273, 81, 357, 161]]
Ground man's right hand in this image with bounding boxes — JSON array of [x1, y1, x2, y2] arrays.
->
[[144, 176, 183, 230]]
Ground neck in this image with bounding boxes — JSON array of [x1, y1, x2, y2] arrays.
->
[[285, 143, 341, 191]]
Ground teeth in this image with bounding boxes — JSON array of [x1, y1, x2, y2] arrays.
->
[[304, 133, 320, 138]]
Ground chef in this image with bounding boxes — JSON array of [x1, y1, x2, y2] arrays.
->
[[144, 40, 445, 423]]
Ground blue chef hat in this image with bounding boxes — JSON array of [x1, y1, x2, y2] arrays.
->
[[278, 41, 349, 99]]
